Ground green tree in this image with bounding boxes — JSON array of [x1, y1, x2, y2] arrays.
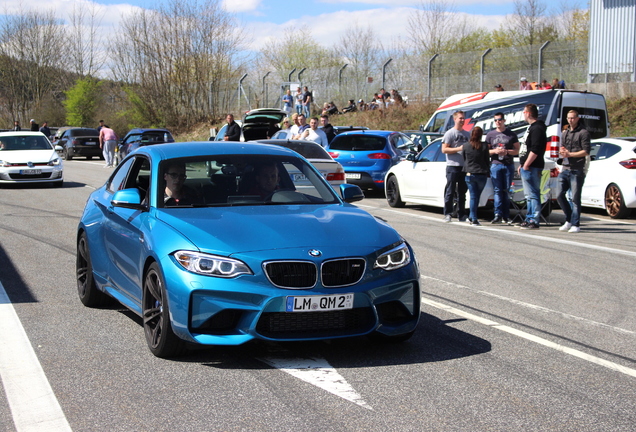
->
[[63, 77, 102, 126]]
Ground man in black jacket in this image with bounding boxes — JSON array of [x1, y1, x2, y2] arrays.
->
[[224, 114, 241, 141], [519, 103, 546, 230], [319, 115, 335, 143]]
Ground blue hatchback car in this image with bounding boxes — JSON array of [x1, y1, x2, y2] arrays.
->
[[76, 142, 420, 357], [326, 130, 415, 191]]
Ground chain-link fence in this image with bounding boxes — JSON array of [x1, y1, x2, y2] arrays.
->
[[227, 39, 633, 116]]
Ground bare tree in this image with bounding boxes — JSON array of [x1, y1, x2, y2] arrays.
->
[[335, 24, 383, 98], [0, 6, 67, 123], [110, 0, 246, 127], [67, 2, 105, 78], [408, 1, 457, 56]]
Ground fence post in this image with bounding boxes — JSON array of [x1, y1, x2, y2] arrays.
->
[[428, 54, 439, 101], [238, 73, 248, 113], [538, 41, 551, 85], [382, 58, 393, 90], [262, 71, 271, 108], [480, 48, 492, 92]]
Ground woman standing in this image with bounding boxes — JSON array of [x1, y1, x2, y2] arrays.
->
[[462, 127, 490, 226]]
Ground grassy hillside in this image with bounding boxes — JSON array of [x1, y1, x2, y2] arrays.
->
[[183, 96, 635, 141]]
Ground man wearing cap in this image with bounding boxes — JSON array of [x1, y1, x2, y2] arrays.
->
[[494, 84, 504, 91], [519, 78, 531, 91], [30, 119, 39, 131]]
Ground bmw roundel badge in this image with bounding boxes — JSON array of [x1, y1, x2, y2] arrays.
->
[[308, 249, 322, 257]]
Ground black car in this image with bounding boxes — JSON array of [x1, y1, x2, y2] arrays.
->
[[55, 128, 102, 160], [117, 128, 175, 163]]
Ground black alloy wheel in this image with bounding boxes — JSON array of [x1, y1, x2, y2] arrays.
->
[[386, 176, 405, 208], [76, 232, 109, 307], [142, 263, 186, 358]]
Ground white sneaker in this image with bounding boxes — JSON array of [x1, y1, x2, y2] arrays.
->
[[568, 226, 580, 233], [559, 222, 572, 232]]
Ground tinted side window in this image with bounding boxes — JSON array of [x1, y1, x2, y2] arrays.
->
[[107, 157, 135, 192], [418, 141, 440, 162], [596, 143, 621, 160]]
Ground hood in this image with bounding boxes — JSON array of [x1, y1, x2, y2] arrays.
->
[[0, 149, 58, 163], [156, 204, 399, 256]]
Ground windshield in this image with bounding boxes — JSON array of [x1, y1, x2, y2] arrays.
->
[[157, 154, 339, 208], [0, 135, 53, 150]]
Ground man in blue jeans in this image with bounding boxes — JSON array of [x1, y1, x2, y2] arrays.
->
[[519, 104, 546, 229], [557, 110, 590, 233], [486, 112, 520, 224]]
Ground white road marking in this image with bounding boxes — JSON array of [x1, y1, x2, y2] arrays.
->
[[259, 355, 373, 410], [420, 275, 635, 336], [360, 204, 636, 258], [422, 297, 636, 378], [0, 282, 72, 432]]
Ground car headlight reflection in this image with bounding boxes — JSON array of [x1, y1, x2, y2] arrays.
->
[[174, 251, 252, 278], [374, 243, 411, 271]]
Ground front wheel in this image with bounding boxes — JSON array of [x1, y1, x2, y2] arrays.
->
[[386, 176, 405, 208], [605, 184, 631, 218], [143, 263, 187, 358]]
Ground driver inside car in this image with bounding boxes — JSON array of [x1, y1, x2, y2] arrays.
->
[[163, 161, 199, 206], [247, 162, 279, 199]]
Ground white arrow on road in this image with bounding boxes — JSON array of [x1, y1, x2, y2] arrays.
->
[[259, 355, 373, 410]]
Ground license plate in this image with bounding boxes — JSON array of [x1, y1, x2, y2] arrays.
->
[[85, 141, 96, 145], [20, 169, 41, 175], [345, 173, 361, 179], [285, 293, 354, 312], [292, 173, 308, 181]]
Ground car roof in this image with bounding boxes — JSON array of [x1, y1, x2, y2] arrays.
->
[[252, 139, 333, 159], [137, 141, 301, 159], [0, 131, 47, 137], [591, 138, 636, 149], [333, 130, 395, 137], [126, 128, 171, 134]]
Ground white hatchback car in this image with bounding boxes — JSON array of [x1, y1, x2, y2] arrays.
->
[[0, 131, 64, 187], [384, 138, 558, 216], [581, 138, 636, 218]]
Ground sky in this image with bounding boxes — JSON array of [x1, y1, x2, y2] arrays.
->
[[1, 0, 524, 51]]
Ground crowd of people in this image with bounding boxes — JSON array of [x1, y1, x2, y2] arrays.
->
[[441, 105, 590, 232]]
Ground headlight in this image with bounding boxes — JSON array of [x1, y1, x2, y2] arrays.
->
[[374, 243, 411, 271], [174, 251, 252, 278], [48, 157, 62, 166]]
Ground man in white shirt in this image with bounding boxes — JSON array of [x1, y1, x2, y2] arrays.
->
[[301, 117, 328, 147]]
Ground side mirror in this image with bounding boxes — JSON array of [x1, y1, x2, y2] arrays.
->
[[111, 188, 145, 210], [340, 184, 364, 203], [406, 153, 417, 161]]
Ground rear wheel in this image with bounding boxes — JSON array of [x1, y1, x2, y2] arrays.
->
[[76, 233, 109, 307], [605, 184, 631, 218], [386, 176, 405, 208], [143, 263, 187, 358], [64, 147, 73, 160]]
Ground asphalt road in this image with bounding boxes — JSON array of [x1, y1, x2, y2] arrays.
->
[[1, 160, 635, 432]]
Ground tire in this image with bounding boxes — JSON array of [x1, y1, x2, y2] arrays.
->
[[605, 184, 631, 218], [76, 233, 109, 307], [64, 147, 73, 161], [86, 156, 93, 160], [386, 176, 405, 208], [143, 263, 187, 358]]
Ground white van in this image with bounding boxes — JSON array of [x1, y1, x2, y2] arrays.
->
[[422, 90, 610, 152]]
